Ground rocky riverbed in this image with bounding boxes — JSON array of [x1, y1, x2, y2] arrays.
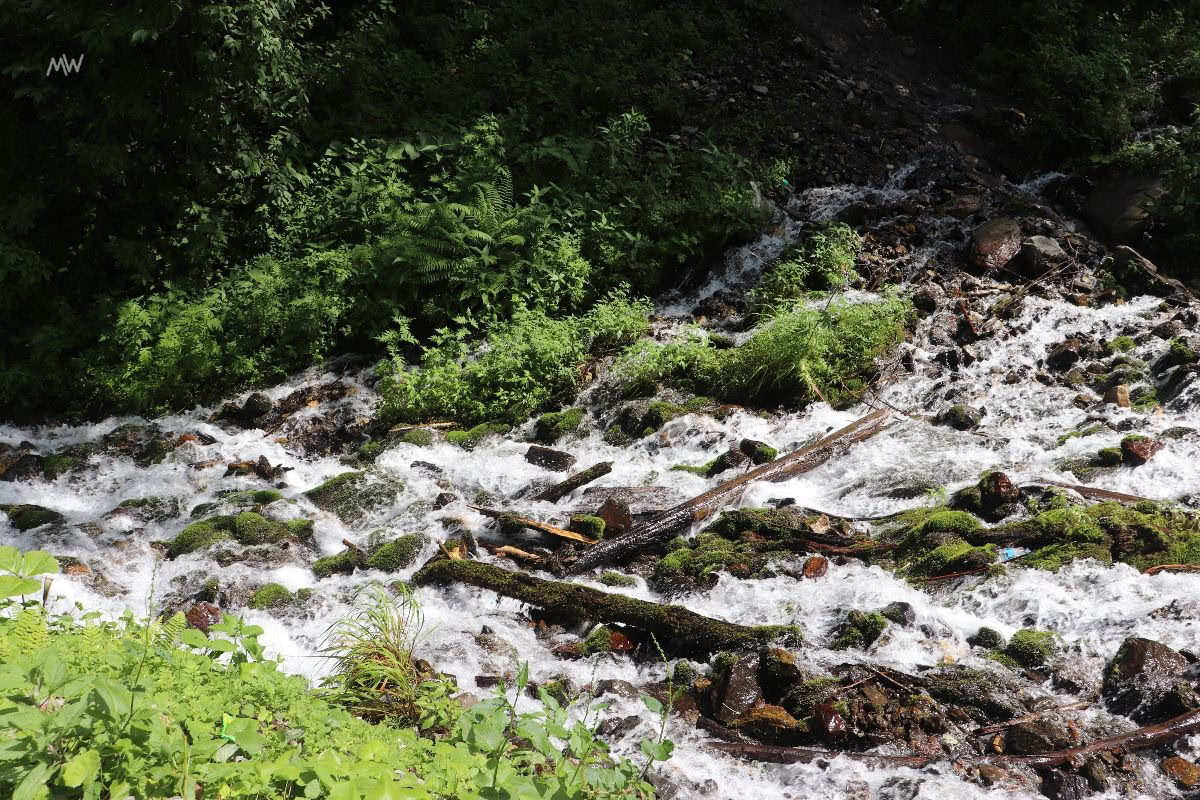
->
[[5, 13, 1200, 799]]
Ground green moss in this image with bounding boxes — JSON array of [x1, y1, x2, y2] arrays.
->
[[1106, 335, 1136, 354], [985, 651, 1021, 669], [912, 510, 983, 536], [286, 518, 315, 541], [356, 440, 385, 462], [304, 471, 401, 525], [831, 610, 889, 650], [41, 453, 79, 480], [653, 531, 775, 582], [670, 459, 718, 477], [643, 401, 686, 433], [781, 677, 840, 719], [364, 534, 426, 572], [1095, 447, 1124, 467], [746, 443, 777, 464], [446, 422, 511, 450], [247, 583, 293, 610], [167, 517, 234, 557], [295, 588, 313, 604], [0, 504, 65, 531], [1027, 541, 1113, 570], [230, 512, 290, 546], [580, 625, 615, 655], [904, 537, 996, 577], [599, 571, 637, 588], [949, 486, 983, 515], [1005, 629, 1056, 667], [414, 558, 800, 659], [969, 627, 1006, 650], [312, 548, 367, 579], [1166, 337, 1199, 367], [197, 577, 220, 603], [400, 428, 435, 447], [603, 425, 634, 447], [535, 408, 585, 444], [568, 515, 606, 539]]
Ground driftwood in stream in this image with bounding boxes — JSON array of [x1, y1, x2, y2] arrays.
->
[[1028, 479, 1154, 505], [412, 558, 798, 659], [471, 506, 598, 545], [707, 707, 1200, 770], [567, 409, 890, 575], [533, 461, 613, 503]]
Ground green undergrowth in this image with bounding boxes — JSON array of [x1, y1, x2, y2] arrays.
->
[[0, 549, 667, 798], [614, 294, 911, 408], [751, 224, 862, 312], [378, 291, 652, 427]]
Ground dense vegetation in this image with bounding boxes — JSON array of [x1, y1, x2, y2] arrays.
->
[[0, 0, 778, 418], [0, 549, 673, 799], [2, 0, 1196, 422], [883, 0, 1200, 270]]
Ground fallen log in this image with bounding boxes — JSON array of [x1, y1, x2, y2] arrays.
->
[[972, 699, 1093, 737], [1144, 563, 1200, 576], [412, 558, 799, 659], [568, 409, 891, 575], [707, 707, 1200, 771], [388, 421, 455, 434], [534, 462, 613, 504], [471, 506, 598, 545], [485, 544, 546, 566], [1028, 479, 1155, 505], [704, 742, 935, 767]]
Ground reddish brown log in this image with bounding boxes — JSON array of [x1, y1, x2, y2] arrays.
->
[[568, 409, 890, 574]]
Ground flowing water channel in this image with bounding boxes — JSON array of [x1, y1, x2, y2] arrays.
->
[[3, 167, 1199, 799]]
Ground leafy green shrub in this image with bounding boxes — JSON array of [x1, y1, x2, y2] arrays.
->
[[379, 309, 585, 426], [0, 549, 668, 798], [578, 288, 654, 356], [751, 224, 862, 312], [614, 294, 911, 407]]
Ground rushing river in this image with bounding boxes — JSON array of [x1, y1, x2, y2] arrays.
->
[[3, 167, 1199, 799]]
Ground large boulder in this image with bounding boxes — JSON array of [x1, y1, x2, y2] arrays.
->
[[969, 217, 1023, 274], [1102, 637, 1199, 722]]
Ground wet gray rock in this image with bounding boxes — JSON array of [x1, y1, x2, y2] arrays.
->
[[879, 601, 915, 627], [969, 217, 1022, 273], [1005, 717, 1074, 754], [1102, 637, 1199, 722], [1047, 338, 1082, 371], [715, 653, 762, 724], [524, 445, 577, 472], [1020, 235, 1068, 277], [936, 404, 984, 430]]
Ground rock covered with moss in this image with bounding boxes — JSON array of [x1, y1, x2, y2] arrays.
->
[[166, 512, 304, 559], [304, 471, 402, 525], [0, 503, 66, 531], [831, 610, 889, 650], [535, 407, 585, 444]]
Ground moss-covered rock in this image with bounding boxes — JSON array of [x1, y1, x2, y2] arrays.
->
[[831, 610, 889, 650], [968, 627, 1006, 650], [1163, 337, 1199, 369], [912, 510, 983, 536], [902, 535, 996, 577], [446, 422, 511, 450], [400, 428, 435, 447], [739, 438, 778, 464], [654, 532, 788, 585], [0, 503, 65, 531], [599, 571, 637, 588], [167, 517, 233, 557], [1105, 335, 1136, 355], [568, 515, 606, 539], [167, 512, 297, 558], [304, 471, 401, 525], [925, 667, 1026, 721], [364, 534, 426, 572], [1005, 629, 1056, 668], [781, 676, 841, 721], [949, 486, 983, 515], [312, 548, 367, 579], [248, 582, 294, 610], [535, 408, 585, 444]]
